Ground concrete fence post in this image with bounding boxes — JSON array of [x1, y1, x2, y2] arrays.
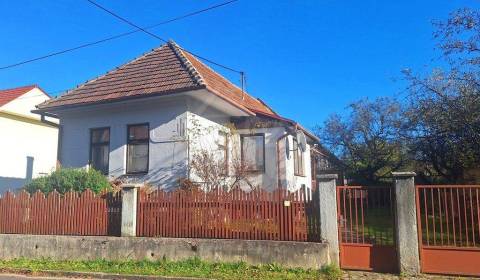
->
[[392, 172, 420, 276], [316, 174, 339, 265], [121, 184, 141, 237]]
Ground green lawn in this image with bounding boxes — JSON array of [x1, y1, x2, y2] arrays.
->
[[341, 207, 395, 245], [0, 258, 342, 280]]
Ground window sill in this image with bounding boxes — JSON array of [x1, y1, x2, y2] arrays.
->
[[125, 172, 149, 176]]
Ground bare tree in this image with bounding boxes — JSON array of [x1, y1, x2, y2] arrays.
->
[[402, 8, 480, 183], [187, 117, 257, 191], [190, 149, 256, 191], [315, 97, 407, 185]]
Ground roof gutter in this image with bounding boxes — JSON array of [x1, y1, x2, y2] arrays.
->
[[250, 109, 320, 142], [30, 109, 59, 128], [33, 85, 207, 114]]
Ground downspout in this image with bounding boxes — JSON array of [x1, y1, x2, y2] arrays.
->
[[276, 124, 300, 189], [276, 133, 289, 189]]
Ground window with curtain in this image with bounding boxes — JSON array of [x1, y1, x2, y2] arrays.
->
[[241, 134, 265, 172], [127, 123, 149, 174], [293, 138, 305, 176], [90, 127, 110, 174]]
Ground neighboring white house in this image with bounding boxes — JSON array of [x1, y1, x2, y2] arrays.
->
[[35, 41, 335, 192], [0, 85, 58, 192]]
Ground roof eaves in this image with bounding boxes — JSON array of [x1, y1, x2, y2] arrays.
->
[[256, 98, 278, 115], [204, 85, 256, 116], [251, 109, 320, 142], [35, 85, 206, 112]]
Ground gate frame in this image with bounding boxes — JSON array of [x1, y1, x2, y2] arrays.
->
[[336, 185, 398, 273], [415, 184, 480, 277]]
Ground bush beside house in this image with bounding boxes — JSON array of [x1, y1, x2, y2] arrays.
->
[[24, 168, 111, 194]]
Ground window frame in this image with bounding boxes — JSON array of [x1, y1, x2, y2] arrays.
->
[[126, 123, 150, 175], [293, 138, 305, 177], [240, 133, 266, 173], [218, 131, 229, 175], [89, 127, 110, 175]]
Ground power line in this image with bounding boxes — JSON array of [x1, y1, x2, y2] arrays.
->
[[0, 0, 239, 70], [86, 0, 243, 74]]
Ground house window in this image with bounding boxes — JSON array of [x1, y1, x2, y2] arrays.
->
[[90, 127, 110, 174], [293, 138, 305, 176], [241, 134, 265, 172], [218, 131, 228, 174], [126, 123, 149, 174]]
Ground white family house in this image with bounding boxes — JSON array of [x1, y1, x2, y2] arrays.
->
[[34, 41, 335, 191], [0, 85, 58, 192]]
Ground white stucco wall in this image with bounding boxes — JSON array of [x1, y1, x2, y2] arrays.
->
[[284, 135, 313, 191], [0, 88, 58, 192], [56, 93, 313, 191], [185, 97, 312, 191], [58, 96, 189, 190], [185, 99, 232, 189]]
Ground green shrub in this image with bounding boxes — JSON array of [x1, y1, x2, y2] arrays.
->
[[24, 168, 111, 194]]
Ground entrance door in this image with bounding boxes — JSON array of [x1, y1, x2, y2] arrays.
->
[[337, 186, 398, 273]]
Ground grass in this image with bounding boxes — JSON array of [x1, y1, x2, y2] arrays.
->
[[363, 207, 395, 244], [320, 264, 342, 280], [341, 207, 395, 245], [0, 258, 344, 280]]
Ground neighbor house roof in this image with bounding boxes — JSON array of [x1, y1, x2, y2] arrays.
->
[[37, 41, 275, 116], [0, 85, 37, 107]]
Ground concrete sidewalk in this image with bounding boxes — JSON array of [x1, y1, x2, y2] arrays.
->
[[343, 271, 476, 279]]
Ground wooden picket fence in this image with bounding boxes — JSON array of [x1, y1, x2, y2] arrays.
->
[[136, 187, 321, 242], [0, 190, 122, 236]]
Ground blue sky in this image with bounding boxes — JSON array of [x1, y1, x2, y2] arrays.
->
[[1, 0, 479, 128]]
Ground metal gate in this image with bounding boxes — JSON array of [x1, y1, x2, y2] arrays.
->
[[416, 185, 480, 277], [337, 186, 398, 273]]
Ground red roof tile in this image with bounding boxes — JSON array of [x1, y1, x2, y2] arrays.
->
[[0, 85, 37, 107], [37, 41, 276, 116]]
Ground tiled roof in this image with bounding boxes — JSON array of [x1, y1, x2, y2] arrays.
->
[[0, 85, 37, 107], [38, 41, 276, 116]]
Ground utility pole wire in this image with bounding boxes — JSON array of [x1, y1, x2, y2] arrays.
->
[[86, 0, 243, 74], [0, 0, 239, 70]]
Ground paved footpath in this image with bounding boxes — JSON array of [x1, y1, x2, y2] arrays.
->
[[343, 271, 476, 279], [0, 271, 477, 280]]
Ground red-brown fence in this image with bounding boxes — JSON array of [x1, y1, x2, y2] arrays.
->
[[416, 185, 480, 276], [136, 187, 321, 242], [417, 185, 480, 247], [0, 190, 122, 236]]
